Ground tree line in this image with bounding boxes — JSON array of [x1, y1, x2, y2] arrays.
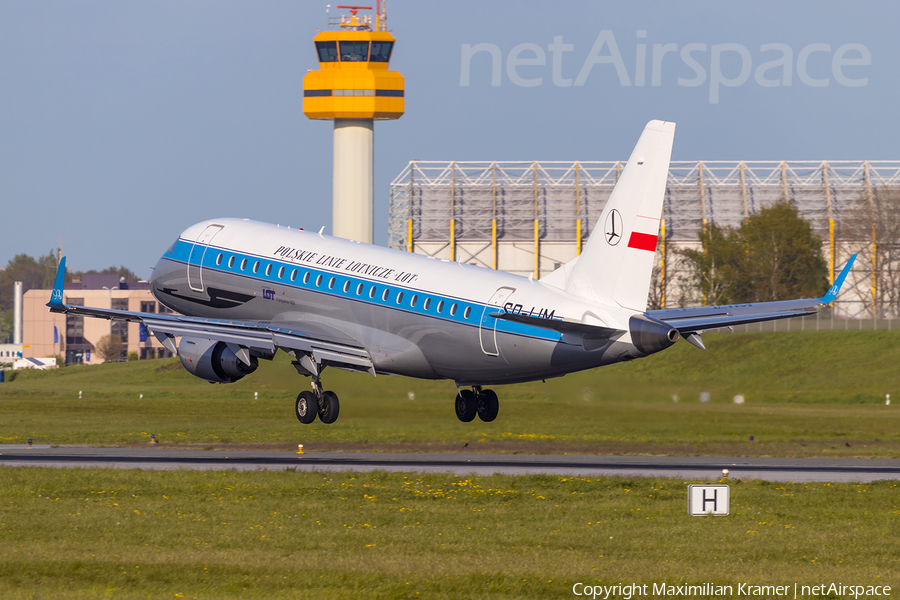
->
[[681, 199, 829, 306], [0, 251, 138, 344], [644, 200, 830, 311]]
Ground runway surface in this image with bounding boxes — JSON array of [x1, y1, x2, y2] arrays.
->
[[1, 445, 899, 482]]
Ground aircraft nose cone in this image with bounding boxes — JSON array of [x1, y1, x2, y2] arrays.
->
[[629, 315, 679, 356]]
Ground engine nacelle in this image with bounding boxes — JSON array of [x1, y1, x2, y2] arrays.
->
[[178, 337, 258, 383], [629, 315, 680, 357]]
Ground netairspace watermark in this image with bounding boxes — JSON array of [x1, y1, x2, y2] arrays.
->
[[572, 582, 891, 599], [460, 31, 871, 103]]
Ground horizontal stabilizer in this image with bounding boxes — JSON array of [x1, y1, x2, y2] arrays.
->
[[648, 255, 857, 333], [668, 309, 816, 334]]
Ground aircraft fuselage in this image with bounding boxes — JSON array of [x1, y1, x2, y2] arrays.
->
[[150, 218, 649, 386]]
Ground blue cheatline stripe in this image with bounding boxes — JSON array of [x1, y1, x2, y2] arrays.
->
[[173, 239, 563, 344]]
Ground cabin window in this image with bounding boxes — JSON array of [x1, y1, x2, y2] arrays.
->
[[370, 41, 393, 63], [328, 277, 335, 289], [253, 261, 260, 273], [450, 303, 457, 316], [290, 269, 297, 281], [396, 291, 404, 304], [315, 41, 338, 62], [339, 41, 369, 62], [437, 300, 444, 313], [240, 258, 247, 271], [410, 294, 417, 308], [216, 253, 223, 266], [464, 306, 471, 319], [265, 264, 272, 276], [278, 266, 285, 279], [424, 298, 431, 310], [382, 288, 390, 301], [228, 256, 235, 269], [356, 283, 364, 295], [343, 281, 350, 293], [369, 286, 376, 298], [316, 274, 323, 287], [303, 272, 310, 284]]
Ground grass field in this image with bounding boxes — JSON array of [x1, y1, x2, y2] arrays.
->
[[1, 467, 898, 599], [3, 330, 900, 457], [3, 331, 900, 599]]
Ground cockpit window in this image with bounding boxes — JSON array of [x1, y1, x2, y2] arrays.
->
[[339, 41, 369, 62], [316, 41, 338, 63], [165, 240, 178, 255], [369, 41, 393, 63]]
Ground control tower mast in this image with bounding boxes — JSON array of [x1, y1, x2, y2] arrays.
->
[[303, 3, 404, 243]]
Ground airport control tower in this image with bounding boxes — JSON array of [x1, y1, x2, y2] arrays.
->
[[303, 3, 404, 244]]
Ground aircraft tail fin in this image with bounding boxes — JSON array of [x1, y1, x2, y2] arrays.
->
[[562, 120, 675, 311], [47, 256, 67, 311]]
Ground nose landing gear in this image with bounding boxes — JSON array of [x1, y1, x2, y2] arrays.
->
[[455, 386, 499, 423]]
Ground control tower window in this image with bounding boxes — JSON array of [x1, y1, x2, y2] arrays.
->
[[370, 41, 393, 63], [339, 41, 369, 62], [316, 41, 338, 62]]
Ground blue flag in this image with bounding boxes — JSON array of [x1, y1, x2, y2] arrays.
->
[[139, 323, 148, 343], [85, 349, 91, 363], [53, 325, 59, 344]]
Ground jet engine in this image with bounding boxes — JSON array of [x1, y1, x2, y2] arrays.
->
[[178, 337, 258, 383], [628, 315, 679, 356]]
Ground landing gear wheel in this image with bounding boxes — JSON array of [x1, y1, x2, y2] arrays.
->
[[318, 390, 340, 424], [296, 391, 318, 424], [455, 390, 477, 422], [476, 389, 499, 422]]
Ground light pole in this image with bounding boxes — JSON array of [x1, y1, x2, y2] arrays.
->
[[101, 286, 119, 305], [100, 286, 120, 363]]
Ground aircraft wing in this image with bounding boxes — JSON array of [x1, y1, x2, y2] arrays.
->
[[46, 257, 374, 374], [647, 255, 857, 335]]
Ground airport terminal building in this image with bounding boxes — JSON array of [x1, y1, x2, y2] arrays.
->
[[390, 160, 900, 320]]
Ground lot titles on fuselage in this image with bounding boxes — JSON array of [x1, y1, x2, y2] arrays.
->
[[273, 246, 420, 285]]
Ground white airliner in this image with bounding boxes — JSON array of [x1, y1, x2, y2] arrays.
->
[[48, 121, 855, 424]]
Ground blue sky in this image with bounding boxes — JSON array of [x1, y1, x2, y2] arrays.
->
[[1, 1, 896, 278]]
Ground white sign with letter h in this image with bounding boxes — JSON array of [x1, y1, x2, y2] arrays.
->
[[688, 484, 730, 515]]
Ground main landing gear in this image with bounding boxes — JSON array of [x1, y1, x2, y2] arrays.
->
[[291, 356, 340, 425], [295, 375, 340, 425], [455, 386, 499, 423]]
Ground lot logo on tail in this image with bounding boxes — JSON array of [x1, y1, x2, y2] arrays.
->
[[605, 209, 623, 245]]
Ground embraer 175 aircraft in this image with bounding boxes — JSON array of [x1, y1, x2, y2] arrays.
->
[[48, 121, 855, 425]]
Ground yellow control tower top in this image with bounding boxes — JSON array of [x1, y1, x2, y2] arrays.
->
[[303, 5, 404, 121]]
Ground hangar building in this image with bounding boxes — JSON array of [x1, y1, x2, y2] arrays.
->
[[389, 160, 900, 319]]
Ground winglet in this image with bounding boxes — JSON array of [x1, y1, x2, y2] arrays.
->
[[820, 254, 856, 304], [47, 256, 67, 310]]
